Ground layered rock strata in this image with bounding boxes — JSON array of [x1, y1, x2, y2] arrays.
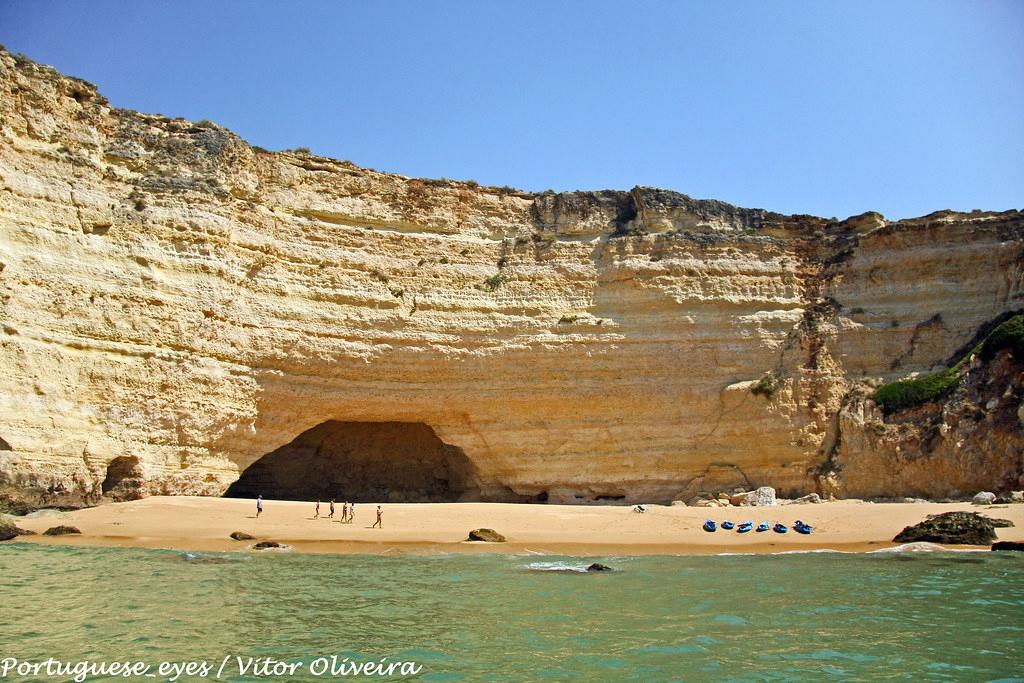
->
[[1, 48, 1022, 505]]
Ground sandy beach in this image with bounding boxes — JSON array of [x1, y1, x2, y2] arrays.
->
[[12, 496, 1024, 555]]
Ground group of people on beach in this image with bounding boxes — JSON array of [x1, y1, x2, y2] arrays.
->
[[314, 499, 361, 524], [254, 495, 383, 528]]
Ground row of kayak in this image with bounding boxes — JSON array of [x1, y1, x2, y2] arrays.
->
[[703, 519, 814, 535]]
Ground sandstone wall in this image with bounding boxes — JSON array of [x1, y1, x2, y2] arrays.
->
[[1, 48, 1021, 504]]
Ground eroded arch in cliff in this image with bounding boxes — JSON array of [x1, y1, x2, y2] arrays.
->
[[224, 421, 478, 502]]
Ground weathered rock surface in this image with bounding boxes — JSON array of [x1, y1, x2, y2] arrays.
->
[[973, 492, 997, 505], [229, 530, 255, 540], [1, 48, 1023, 505], [42, 525, 81, 536], [467, 528, 506, 542], [791, 493, 822, 504], [734, 487, 777, 507], [893, 512, 997, 545]]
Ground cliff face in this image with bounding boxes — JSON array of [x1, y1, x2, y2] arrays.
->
[[1, 48, 1022, 506]]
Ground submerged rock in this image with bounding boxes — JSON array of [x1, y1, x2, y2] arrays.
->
[[991, 541, 1024, 552], [972, 491, 996, 505], [586, 563, 613, 572], [230, 531, 256, 540], [893, 512, 996, 545], [252, 541, 282, 550], [468, 528, 506, 542]]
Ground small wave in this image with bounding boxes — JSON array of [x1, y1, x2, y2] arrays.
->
[[520, 548, 547, 556], [868, 542, 980, 554], [773, 548, 853, 555]]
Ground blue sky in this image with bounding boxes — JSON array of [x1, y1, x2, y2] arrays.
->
[[1, 1, 1021, 219]]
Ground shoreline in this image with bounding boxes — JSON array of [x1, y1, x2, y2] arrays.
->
[[9, 496, 1024, 557]]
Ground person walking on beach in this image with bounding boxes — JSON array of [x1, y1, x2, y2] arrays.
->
[[329, 499, 335, 519], [256, 494, 263, 518], [314, 500, 320, 519], [341, 502, 348, 523], [349, 502, 355, 524], [372, 505, 383, 529]]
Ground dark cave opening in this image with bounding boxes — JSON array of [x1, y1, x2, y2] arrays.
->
[[102, 455, 145, 499], [224, 421, 476, 502]]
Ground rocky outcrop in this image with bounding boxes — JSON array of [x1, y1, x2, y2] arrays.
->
[[42, 525, 81, 536], [467, 528, 506, 542], [1, 47, 1023, 505], [893, 512, 997, 545], [229, 530, 255, 541]]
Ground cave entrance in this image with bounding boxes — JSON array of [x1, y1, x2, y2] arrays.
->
[[224, 421, 476, 502], [102, 456, 145, 500]]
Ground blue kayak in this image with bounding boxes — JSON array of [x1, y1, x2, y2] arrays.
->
[[721, 521, 735, 530], [703, 519, 717, 532], [773, 523, 788, 534], [794, 520, 813, 534], [737, 521, 753, 533], [756, 522, 770, 532]]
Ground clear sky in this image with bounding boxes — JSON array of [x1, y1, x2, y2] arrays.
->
[[1, 1, 1021, 219]]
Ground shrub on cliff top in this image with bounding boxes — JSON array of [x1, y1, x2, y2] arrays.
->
[[980, 314, 1024, 361], [871, 313, 1024, 415], [872, 367, 961, 414]]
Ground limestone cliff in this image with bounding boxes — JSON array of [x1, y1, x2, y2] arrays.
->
[[1, 47, 1022, 506]]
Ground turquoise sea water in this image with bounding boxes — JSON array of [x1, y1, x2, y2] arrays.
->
[[1, 544, 1022, 682]]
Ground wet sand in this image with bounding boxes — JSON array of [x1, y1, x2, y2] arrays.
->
[[13, 496, 1024, 555]]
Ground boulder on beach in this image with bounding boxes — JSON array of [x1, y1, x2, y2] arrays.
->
[[792, 493, 822, 504], [230, 531, 255, 541], [0, 518, 23, 541], [467, 528, 506, 542], [972, 491, 996, 505], [995, 491, 1024, 504], [42, 525, 81, 536], [586, 563, 613, 572], [252, 541, 282, 550], [893, 512, 996, 545], [991, 541, 1024, 552], [732, 487, 777, 507]]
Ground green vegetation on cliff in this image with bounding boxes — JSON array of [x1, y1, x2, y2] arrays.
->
[[873, 313, 1024, 414]]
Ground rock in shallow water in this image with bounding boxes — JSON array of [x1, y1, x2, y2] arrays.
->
[[42, 525, 81, 536], [586, 563, 613, 572], [991, 541, 1024, 552], [468, 528, 506, 542], [893, 512, 996, 545], [252, 541, 283, 550]]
